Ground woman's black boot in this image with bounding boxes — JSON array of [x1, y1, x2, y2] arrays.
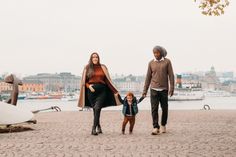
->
[[97, 125, 103, 134], [91, 126, 98, 136]]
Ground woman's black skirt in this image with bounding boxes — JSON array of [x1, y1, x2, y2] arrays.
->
[[87, 83, 107, 108]]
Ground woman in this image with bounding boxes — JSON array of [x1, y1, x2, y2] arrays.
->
[[78, 52, 122, 135]]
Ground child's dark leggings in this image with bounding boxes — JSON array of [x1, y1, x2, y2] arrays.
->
[[122, 116, 135, 133]]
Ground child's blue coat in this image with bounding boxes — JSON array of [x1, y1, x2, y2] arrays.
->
[[122, 97, 138, 116]]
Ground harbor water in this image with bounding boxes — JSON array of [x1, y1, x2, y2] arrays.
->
[[16, 97, 236, 112]]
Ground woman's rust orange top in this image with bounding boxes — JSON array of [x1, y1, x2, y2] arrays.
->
[[86, 64, 117, 93]]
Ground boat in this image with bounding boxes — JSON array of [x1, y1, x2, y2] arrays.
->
[[18, 94, 27, 100], [0, 93, 10, 101], [25, 92, 64, 100], [169, 88, 204, 101], [48, 92, 63, 99], [0, 93, 27, 100], [0, 101, 34, 125], [61, 95, 78, 101], [61, 93, 78, 101], [25, 92, 46, 99], [204, 90, 231, 97]]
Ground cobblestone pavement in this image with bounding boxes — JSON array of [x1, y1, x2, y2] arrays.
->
[[0, 110, 236, 157]]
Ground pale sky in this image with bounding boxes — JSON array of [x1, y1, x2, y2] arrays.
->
[[0, 0, 236, 77]]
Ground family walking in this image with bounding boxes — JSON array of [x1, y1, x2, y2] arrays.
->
[[78, 45, 175, 136]]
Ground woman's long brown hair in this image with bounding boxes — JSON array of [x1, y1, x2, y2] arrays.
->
[[86, 52, 101, 79]]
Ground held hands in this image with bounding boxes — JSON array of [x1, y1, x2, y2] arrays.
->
[[142, 93, 147, 98], [89, 84, 95, 92]]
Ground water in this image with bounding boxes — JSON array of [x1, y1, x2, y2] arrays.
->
[[16, 97, 236, 112]]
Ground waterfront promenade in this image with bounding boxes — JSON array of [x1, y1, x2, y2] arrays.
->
[[0, 110, 236, 157]]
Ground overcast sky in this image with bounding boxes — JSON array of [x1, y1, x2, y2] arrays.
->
[[0, 0, 235, 77]]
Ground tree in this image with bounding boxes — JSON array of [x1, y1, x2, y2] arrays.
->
[[195, 0, 230, 16]]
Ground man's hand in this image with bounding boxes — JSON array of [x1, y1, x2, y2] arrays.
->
[[169, 90, 174, 97], [89, 84, 95, 92], [142, 93, 147, 98]]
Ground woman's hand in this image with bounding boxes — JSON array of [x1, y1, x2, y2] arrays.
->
[[89, 84, 95, 92]]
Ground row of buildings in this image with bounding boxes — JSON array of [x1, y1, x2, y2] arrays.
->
[[0, 67, 236, 94], [0, 73, 81, 93], [180, 67, 236, 93], [0, 79, 44, 93]]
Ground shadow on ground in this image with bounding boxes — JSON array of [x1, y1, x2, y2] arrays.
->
[[0, 126, 34, 134]]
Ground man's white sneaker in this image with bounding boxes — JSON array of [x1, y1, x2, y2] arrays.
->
[[151, 128, 159, 135], [161, 126, 166, 133]]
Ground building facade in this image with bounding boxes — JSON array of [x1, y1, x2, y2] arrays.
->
[[113, 75, 145, 94], [0, 80, 44, 92], [23, 72, 81, 92]]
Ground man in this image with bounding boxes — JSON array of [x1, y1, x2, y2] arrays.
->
[[142, 46, 175, 135]]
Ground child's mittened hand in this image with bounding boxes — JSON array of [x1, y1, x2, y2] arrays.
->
[[138, 96, 145, 103]]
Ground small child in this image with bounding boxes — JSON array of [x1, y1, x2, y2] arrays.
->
[[118, 92, 144, 134]]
